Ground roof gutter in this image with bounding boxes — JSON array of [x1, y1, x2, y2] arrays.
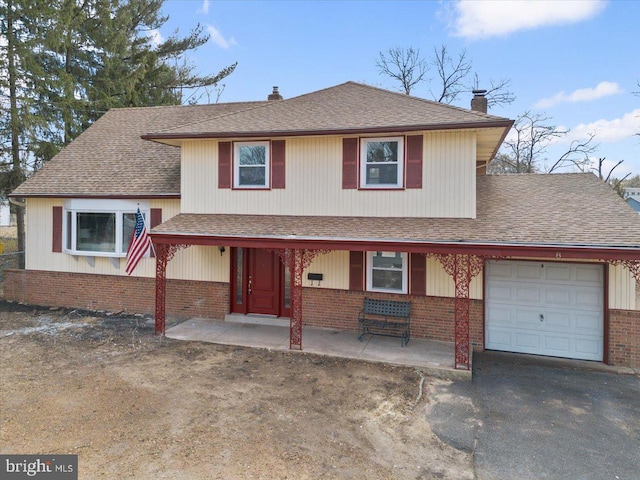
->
[[149, 232, 640, 261], [141, 120, 514, 142], [8, 197, 25, 208], [8, 193, 181, 199]]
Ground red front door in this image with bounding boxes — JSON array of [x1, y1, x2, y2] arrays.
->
[[248, 249, 280, 315]]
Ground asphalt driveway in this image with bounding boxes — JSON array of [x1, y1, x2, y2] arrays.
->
[[427, 351, 640, 480]]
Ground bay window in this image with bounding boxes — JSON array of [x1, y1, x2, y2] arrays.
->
[[63, 199, 149, 257]]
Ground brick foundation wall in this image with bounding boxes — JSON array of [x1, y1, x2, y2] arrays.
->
[[302, 288, 484, 347], [5, 270, 638, 369], [609, 309, 640, 369], [2, 269, 228, 321]]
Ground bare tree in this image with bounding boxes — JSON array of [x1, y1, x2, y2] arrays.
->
[[488, 111, 598, 174], [593, 157, 630, 197], [547, 134, 598, 173], [377, 44, 515, 108], [498, 112, 564, 173], [376, 47, 428, 95], [431, 45, 472, 104], [472, 74, 516, 108]]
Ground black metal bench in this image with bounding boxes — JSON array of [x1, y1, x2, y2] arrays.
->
[[357, 298, 411, 346]]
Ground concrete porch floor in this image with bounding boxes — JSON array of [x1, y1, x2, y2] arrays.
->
[[165, 316, 471, 381]]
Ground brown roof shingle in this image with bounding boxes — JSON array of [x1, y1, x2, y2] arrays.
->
[[152, 173, 640, 249], [144, 82, 512, 139], [12, 101, 266, 197]]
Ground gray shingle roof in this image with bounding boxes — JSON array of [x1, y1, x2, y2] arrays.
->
[[12, 101, 266, 197], [144, 81, 512, 139], [152, 173, 640, 249]]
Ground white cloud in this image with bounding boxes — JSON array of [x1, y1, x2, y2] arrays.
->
[[534, 81, 623, 109], [206, 25, 237, 49], [198, 0, 210, 15], [147, 29, 164, 47], [450, 0, 607, 39], [554, 110, 640, 145]]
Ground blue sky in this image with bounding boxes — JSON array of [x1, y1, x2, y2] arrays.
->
[[157, 0, 640, 178]]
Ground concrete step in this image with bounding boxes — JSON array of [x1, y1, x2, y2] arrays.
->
[[225, 313, 290, 328]]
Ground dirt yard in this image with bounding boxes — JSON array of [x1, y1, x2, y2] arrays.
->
[[0, 302, 472, 479]]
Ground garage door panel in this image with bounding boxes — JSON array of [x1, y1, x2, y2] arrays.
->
[[486, 306, 512, 325], [515, 286, 541, 303], [575, 266, 603, 283], [486, 261, 603, 362], [485, 329, 513, 349], [544, 311, 571, 329], [487, 282, 514, 301], [544, 288, 571, 306], [514, 332, 541, 350], [574, 338, 602, 359], [545, 265, 572, 281], [489, 262, 514, 278], [543, 335, 571, 353], [575, 289, 603, 308], [515, 309, 542, 327], [516, 264, 542, 279], [575, 313, 602, 332]]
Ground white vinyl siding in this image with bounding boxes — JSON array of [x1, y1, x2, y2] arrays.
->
[[609, 263, 636, 310], [25, 198, 229, 282], [180, 131, 477, 218]]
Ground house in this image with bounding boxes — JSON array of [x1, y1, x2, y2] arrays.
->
[[623, 187, 640, 200], [627, 196, 640, 215], [6, 82, 640, 370]]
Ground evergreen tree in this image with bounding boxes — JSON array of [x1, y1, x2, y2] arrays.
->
[[1, 0, 236, 265]]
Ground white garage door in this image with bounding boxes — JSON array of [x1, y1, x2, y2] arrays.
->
[[485, 261, 604, 361]]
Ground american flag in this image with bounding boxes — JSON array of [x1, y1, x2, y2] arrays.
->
[[125, 208, 151, 275]]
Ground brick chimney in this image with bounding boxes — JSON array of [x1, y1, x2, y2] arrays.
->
[[471, 89, 488, 113], [268, 86, 283, 101]]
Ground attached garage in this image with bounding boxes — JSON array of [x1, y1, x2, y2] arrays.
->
[[485, 260, 604, 361]]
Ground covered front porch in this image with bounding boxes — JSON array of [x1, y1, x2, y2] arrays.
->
[[165, 315, 470, 380], [151, 213, 640, 372]]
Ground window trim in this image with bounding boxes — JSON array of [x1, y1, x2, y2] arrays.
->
[[366, 251, 408, 294], [359, 136, 405, 189], [62, 199, 150, 258], [233, 141, 271, 189]]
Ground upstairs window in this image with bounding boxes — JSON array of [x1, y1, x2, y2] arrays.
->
[[234, 141, 270, 188], [360, 137, 404, 188]]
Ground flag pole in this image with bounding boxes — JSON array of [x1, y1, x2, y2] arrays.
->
[[141, 208, 157, 257], [135, 204, 156, 257]]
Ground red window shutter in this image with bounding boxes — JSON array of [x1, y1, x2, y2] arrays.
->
[[349, 251, 364, 291], [342, 137, 358, 189], [406, 134, 423, 189], [150, 208, 162, 228], [218, 141, 232, 189], [149, 208, 162, 258], [52, 206, 63, 252], [410, 253, 426, 296], [271, 140, 286, 189]]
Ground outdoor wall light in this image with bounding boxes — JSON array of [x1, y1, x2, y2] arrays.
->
[[218, 246, 226, 256]]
